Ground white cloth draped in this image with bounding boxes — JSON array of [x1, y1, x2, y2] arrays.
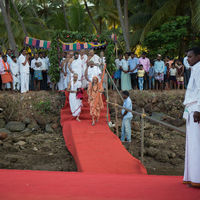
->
[[183, 61, 200, 185], [69, 80, 82, 117]]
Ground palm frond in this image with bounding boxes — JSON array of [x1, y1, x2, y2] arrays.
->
[[140, 0, 181, 42], [191, 0, 200, 33]]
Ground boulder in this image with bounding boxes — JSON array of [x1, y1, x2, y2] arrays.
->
[[23, 118, 31, 125], [27, 121, 39, 131], [45, 124, 54, 133], [0, 118, 6, 128], [5, 121, 25, 132], [15, 141, 26, 146]]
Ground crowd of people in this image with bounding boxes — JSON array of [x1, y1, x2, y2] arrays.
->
[[114, 52, 191, 91]]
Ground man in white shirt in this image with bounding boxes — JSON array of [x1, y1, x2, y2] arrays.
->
[[10, 56, 20, 91], [183, 51, 191, 89], [183, 47, 200, 188], [18, 49, 30, 93], [79, 49, 88, 88], [69, 52, 83, 84], [85, 50, 101, 84], [41, 52, 49, 90], [31, 53, 43, 91], [6, 49, 13, 66]]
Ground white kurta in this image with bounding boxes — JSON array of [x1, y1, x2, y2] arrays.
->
[[70, 59, 83, 83], [79, 54, 88, 88], [183, 61, 200, 185], [18, 54, 30, 93], [87, 66, 101, 83], [69, 80, 82, 117], [10, 61, 20, 90]]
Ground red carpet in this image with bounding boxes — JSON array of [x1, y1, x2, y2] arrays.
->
[[0, 170, 199, 200], [0, 92, 199, 199], [60, 91, 146, 174]]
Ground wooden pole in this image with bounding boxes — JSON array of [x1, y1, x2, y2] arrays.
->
[[106, 73, 109, 123], [140, 108, 145, 164], [114, 93, 119, 137]]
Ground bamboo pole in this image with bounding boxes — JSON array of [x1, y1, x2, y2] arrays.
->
[[105, 68, 123, 101], [106, 101, 185, 134], [106, 73, 109, 123], [114, 93, 119, 137], [141, 108, 145, 164]]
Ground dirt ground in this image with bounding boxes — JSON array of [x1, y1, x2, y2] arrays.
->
[[0, 90, 186, 175]]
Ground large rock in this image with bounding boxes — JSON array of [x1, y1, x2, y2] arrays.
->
[[5, 121, 25, 132], [27, 121, 39, 131], [23, 118, 31, 125], [45, 124, 54, 133], [0, 118, 6, 128]]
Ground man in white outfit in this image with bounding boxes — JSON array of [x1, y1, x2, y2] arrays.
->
[[18, 49, 30, 93], [183, 47, 200, 188], [79, 49, 88, 88], [85, 49, 101, 83], [10, 56, 20, 91], [69, 52, 83, 84]]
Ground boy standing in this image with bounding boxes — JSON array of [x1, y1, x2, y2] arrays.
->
[[121, 91, 133, 142], [137, 64, 145, 91]]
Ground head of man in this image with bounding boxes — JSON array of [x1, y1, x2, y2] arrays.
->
[[34, 53, 39, 60], [21, 48, 27, 56], [122, 90, 129, 100], [157, 54, 162, 61], [2, 55, 7, 62], [165, 56, 170, 62], [73, 73, 78, 81], [92, 76, 98, 84], [69, 51, 74, 58], [142, 52, 146, 59], [89, 50, 94, 57], [12, 55, 17, 63], [39, 52, 43, 58], [80, 49, 85, 56], [125, 53, 129, 60], [74, 52, 79, 60], [88, 60, 94, 68], [100, 51, 104, 58], [43, 52, 47, 58], [131, 52, 136, 59], [119, 54, 123, 60], [7, 49, 12, 57], [187, 47, 200, 66]]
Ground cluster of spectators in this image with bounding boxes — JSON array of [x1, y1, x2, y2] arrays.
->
[[114, 52, 191, 91]]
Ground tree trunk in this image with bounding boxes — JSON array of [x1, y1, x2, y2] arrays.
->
[[30, 0, 46, 29], [10, 0, 28, 36], [83, 0, 98, 33], [116, 0, 130, 51], [0, 0, 18, 54], [124, 0, 129, 44], [61, 0, 69, 30], [99, 17, 102, 34]]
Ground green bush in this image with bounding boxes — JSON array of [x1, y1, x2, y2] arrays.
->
[[34, 100, 51, 114]]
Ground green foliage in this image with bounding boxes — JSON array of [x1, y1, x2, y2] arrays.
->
[[143, 16, 190, 59], [49, 30, 117, 83], [34, 100, 51, 114]]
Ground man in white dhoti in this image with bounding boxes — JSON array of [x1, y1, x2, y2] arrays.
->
[[10, 56, 20, 91], [183, 47, 200, 188], [85, 50, 102, 84], [79, 50, 88, 88], [18, 49, 30, 93], [69, 52, 83, 85], [67, 73, 82, 122]]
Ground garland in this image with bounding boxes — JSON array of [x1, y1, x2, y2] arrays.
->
[[48, 30, 117, 84]]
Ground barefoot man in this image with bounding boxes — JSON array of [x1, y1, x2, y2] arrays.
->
[[183, 47, 200, 187]]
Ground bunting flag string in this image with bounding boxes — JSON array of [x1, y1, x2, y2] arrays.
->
[[24, 36, 107, 51]]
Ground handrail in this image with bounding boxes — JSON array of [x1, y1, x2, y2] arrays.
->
[[107, 101, 185, 134]]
